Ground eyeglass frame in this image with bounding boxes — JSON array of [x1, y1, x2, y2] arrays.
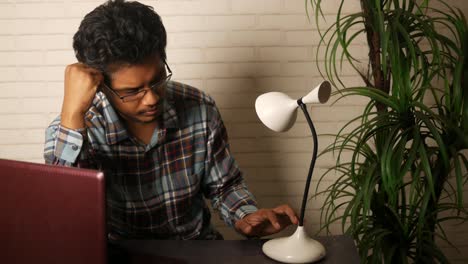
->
[[100, 61, 172, 103]]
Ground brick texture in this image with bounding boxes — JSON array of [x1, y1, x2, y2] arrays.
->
[[1, 0, 467, 262]]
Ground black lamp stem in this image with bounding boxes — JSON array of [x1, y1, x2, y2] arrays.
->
[[297, 100, 318, 227]]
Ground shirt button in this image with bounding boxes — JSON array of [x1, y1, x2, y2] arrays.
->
[[71, 144, 78, 151]]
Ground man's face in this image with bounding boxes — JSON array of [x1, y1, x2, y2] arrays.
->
[[104, 57, 167, 126]]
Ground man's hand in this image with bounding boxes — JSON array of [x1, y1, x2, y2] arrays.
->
[[61, 63, 103, 129], [235, 204, 298, 237]]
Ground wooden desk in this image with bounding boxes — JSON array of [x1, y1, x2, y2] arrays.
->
[[116, 235, 359, 264]]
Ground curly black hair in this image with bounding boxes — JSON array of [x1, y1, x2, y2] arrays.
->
[[73, 0, 166, 74]]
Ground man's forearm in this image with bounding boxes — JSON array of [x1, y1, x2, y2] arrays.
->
[[60, 111, 86, 130]]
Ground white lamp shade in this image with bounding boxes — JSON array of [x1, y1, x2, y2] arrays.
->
[[302, 81, 332, 104], [255, 81, 332, 133], [255, 92, 298, 132]]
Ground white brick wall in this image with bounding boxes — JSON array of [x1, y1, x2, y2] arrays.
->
[[1, 0, 467, 261]]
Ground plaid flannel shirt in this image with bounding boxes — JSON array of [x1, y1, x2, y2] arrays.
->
[[44, 81, 258, 240]]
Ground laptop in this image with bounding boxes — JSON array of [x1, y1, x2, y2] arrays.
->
[[0, 159, 107, 264]]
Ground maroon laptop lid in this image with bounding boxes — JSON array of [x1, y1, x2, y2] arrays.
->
[[0, 159, 106, 264]]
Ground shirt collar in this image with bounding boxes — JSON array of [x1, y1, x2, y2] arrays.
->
[[97, 91, 180, 145]]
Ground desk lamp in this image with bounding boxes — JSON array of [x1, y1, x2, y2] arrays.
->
[[255, 81, 331, 263]]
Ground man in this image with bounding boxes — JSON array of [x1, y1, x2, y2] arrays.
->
[[44, 0, 298, 241]]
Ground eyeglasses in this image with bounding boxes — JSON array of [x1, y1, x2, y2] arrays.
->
[[101, 62, 172, 103]]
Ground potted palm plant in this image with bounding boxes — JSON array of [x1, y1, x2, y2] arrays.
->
[[307, 0, 468, 263]]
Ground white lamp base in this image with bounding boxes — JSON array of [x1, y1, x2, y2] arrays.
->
[[262, 226, 326, 263]]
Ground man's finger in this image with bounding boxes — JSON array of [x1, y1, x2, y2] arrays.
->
[[273, 205, 298, 225], [235, 219, 253, 235], [265, 210, 281, 230]]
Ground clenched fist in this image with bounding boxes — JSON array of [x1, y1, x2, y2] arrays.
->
[[61, 63, 103, 129]]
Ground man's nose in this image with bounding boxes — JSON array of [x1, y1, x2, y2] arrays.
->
[[141, 88, 160, 106]]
